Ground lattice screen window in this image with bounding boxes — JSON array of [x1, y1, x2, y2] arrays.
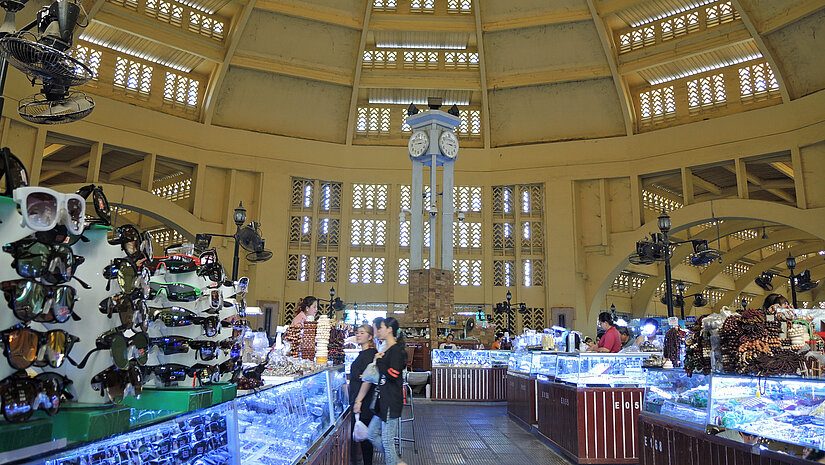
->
[[687, 73, 725, 112], [372, 0, 396, 11], [189, 11, 225, 40], [72, 45, 102, 80], [739, 62, 779, 102], [315, 256, 338, 283], [163, 72, 199, 107], [610, 271, 647, 294], [110, 0, 138, 10], [446, 0, 472, 13], [453, 259, 482, 286], [456, 110, 481, 137], [352, 184, 388, 212], [153, 178, 191, 201], [356, 107, 391, 134], [489, 309, 507, 331], [398, 258, 409, 285], [349, 257, 385, 284], [400, 185, 431, 210], [289, 216, 312, 247], [399, 220, 430, 248], [493, 260, 515, 287], [618, 25, 655, 54], [732, 229, 758, 241], [350, 219, 387, 247], [444, 52, 479, 69], [145, 0, 183, 26], [319, 181, 342, 212], [410, 0, 434, 13], [149, 227, 184, 249], [403, 51, 438, 70], [660, 10, 699, 41], [523, 259, 544, 287], [520, 184, 544, 216], [454, 222, 482, 249], [454, 186, 482, 213], [286, 254, 309, 281], [705, 1, 738, 27], [702, 288, 726, 307], [492, 222, 515, 254], [493, 185, 514, 216], [642, 189, 683, 212], [363, 50, 397, 69], [520, 307, 545, 331], [291, 178, 313, 210], [113, 57, 153, 95], [521, 221, 544, 254], [724, 262, 750, 279], [639, 86, 676, 122], [281, 302, 296, 325], [401, 109, 412, 132], [317, 218, 340, 249]]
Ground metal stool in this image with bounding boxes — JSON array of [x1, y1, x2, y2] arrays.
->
[[394, 379, 417, 456]]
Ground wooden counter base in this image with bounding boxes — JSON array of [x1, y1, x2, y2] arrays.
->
[[431, 366, 507, 401]]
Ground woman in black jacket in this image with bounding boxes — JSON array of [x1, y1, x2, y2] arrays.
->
[[350, 324, 378, 465], [368, 317, 408, 465]]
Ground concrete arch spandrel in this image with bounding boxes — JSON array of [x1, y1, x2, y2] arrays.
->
[[586, 199, 825, 328], [50, 183, 224, 240]]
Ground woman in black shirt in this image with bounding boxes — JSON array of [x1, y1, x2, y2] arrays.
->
[[350, 324, 378, 465], [368, 317, 408, 465]]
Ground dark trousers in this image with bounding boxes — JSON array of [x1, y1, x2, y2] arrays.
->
[[351, 414, 374, 465]]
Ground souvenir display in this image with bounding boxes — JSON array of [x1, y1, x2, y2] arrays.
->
[[643, 368, 710, 428], [555, 352, 652, 387]]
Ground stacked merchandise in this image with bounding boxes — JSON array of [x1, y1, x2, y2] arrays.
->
[[663, 327, 687, 367], [328, 326, 347, 365], [684, 316, 712, 376], [314, 315, 331, 362], [301, 320, 317, 360], [284, 326, 302, 358]]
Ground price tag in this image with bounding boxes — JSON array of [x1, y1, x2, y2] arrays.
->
[[667, 317, 679, 327]]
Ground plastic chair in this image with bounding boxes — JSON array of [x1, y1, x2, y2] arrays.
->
[[394, 374, 417, 456]]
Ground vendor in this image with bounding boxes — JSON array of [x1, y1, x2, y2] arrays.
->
[[761, 293, 790, 311], [617, 326, 637, 349], [439, 333, 458, 349], [491, 332, 503, 350], [588, 312, 622, 353], [291, 295, 318, 326]]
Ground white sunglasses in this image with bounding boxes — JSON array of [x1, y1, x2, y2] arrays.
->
[[13, 187, 86, 235]]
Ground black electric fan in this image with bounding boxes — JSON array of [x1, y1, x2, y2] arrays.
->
[[463, 317, 475, 340], [238, 222, 273, 263]]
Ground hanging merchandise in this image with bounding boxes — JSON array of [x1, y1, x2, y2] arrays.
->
[[0, 370, 75, 422], [0, 324, 79, 369]]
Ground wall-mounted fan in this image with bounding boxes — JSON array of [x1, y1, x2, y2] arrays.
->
[[238, 222, 272, 263], [689, 239, 722, 266], [463, 317, 475, 340], [755, 272, 774, 291], [795, 270, 820, 292], [692, 294, 708, 307], [18, 85, 93, 124]]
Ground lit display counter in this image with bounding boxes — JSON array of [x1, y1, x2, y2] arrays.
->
[[536, 353, 653, 464], [505, 351, 547, 428], [642, 368, 710, 429], [430, 349, 509, 401], [9, 366, 350, 465]]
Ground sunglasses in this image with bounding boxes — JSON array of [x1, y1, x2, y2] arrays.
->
[[0, 147, 29, 197], [76, 184, 110, 226], [196, 288, 225, 314], [1, 279, 80, 323], [0, 371, 74, 422], [150, 336, 239, 361], [13, 186, 86, 235], [104, 258, 150, 298], [99, 293, 149, 331], [148, 281, 201, 302], [144, 255, 200, 274], [144, 363, 192, 385], [73, 328, 149, 370], [3, 238, 85, 285], [150, 307, 222, 337], [91, 362, 144, 403], [109, 225, 152, 260], [0, 324, 80, 369]]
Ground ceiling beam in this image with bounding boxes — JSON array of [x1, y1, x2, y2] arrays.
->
[[487, 64, 611, 89], [729, 0, 790, 103], [587, 0, 634, 136], [108, 161, 145, 181], [758, 0, 825, 35], [618, 22, 751, 75], [691, 174, 722, 196], [642, 173, 681, 186], [94, 5, 223, 62], [359, 70, 480, 90], [598, 0, 646, 16], [40, 171, 62, 183], [370, 14, 475, 32], [345, 0, 372, 146], [202, 0, 258, 126], [42, 163, 87, 177], [254, 0, 362, 29], [69, 154, 91, 168], [474, 0, 491, 149], [231, 51, 353, 86], [770, 161, 794, 179], [42, 144, 65, 159], [722, 165, 795, 203], [482, 9, 591, 32]]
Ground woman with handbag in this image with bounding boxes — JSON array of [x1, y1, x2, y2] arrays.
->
[[351, 324, 378, 465], [368, 317, 408, 465]]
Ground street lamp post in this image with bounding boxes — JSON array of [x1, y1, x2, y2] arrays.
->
[[786, 253, 798, 308], [231, 202, 247, 281], [328, 286, 336, 318], [506, 290, 512, 336], [676, 281, 687, 320], [658, 210, 675, 318]]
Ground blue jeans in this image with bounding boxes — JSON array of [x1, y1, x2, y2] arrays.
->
[[367, 415, 401, 465]]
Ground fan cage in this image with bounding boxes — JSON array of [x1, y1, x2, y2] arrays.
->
[[0, 33, 93, 86], [18, 90, 94, 124]]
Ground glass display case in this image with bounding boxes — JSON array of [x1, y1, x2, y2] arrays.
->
[[344, 348, 360, 375], [508, 350, 533, 374], [555, 353, 652, 387], [37, 401, 238, 465], [643, 369, 710, 428], [236, 366, 349, 465], [431, 349, 510, 367], [708, 374, 825, 450], [534, 352, 559, 380]]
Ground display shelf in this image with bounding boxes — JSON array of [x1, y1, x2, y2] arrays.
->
[[50, 404, 132, 443], [0, 418, 54, 453], [556, 353, 654, 387], [122, 387, 213, 413], [708, 374, 825, 450], [431, 349, 509, 367], [643, 369, 710, 429]]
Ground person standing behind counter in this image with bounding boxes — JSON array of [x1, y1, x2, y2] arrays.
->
[[351, 324, 378, 465], [292, 296, 318, 326], [588, 312, 622, 353]]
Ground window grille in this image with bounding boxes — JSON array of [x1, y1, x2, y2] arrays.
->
[[291, 178, 313, 210], [444, 52, 479, 69], [520, 184, 543, 216], [523, 259, 544, 287], [642, 189, 683, 212], [316, 218, 340, 250], [410, 0, 434, 13], [349, 257, 385, 284], [145, 0, 183, 27], [401, 109, 412, 132], [457, 110, 481, 137], [400, 185, 430, 210], [687, 73, 725, 112], [739, 62, 779, 102], [355, 107, 391, 134], [724, 262, 750, 279], [362, 50, 397, 69], [493, 260, 515, 287], [189, 11, 224, 40], [705, 1, 738, 27], [149, 227, 184, 249], [153, 178, 191, 201], [446, 0, 472, 13], [109, 0, 138, 11], [372, 0, 396, 11], [492, 185, 514, 216], [289, 216, 312, 248], [72, 45, 102, 80], [639, 86, 676, 122], [319, 181, 342, 212], [453, 222, 482, 249], [453, 186, 482, 213], [492, 222, 515, 255], [454, 259, 482, 286], [287, 254, 309, 281], [403, 51, 438, 70], [315, 256, 338, 282], [610, 271, 647, 294], [398, 258, 409, 285], [350, 219, 387, 248], [521, 221, 544, 254], [163, 72, 199, 107], [352, 184, 388, 212], [114, 57, 153, 95]]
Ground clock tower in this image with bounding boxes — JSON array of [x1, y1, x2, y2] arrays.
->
[[406, 100, 460, 271]]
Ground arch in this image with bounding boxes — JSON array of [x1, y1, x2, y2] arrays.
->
[[49, 183, 224, 240], [587, 199, 825, 328]]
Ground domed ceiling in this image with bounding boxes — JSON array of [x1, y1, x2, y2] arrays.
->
[[16, 0, 825, 146]]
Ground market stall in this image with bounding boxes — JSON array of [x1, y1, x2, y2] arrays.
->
[[430, 349, 509, 401], [505, 351, 546, 427]]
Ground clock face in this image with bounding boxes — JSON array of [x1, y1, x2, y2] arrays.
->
[[439, 131, 459, 159], [408, 130, 429, 158]]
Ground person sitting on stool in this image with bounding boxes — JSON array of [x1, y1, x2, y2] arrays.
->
[[439, 333, 457, 349]]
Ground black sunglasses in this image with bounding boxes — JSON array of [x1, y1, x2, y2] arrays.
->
[[0, 324, 80, 369], [76, 184, 111, 225], [0, 147, 29, 197], [0, 371, 74, 422], [104, 258, 150, 298], [99, 293, 149, 331], [91, 362, 144, 403], [73, 328, 149, 369], [150, 307, 224, 337], [1, 279, 80, 323], [150, 336, 239, 361], [3, 238, 85, 285], [144, 255, 199, 274], [109, 225, 152, 260], [144, 363, 192, 385]]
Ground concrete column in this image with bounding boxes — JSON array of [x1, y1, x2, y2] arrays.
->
[[441, 161, 454, 271], [411, 160, 423, 270]]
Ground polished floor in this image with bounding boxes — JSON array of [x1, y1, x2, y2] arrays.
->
[[364, 400, 570, 465]]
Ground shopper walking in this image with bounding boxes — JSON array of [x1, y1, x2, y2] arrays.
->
[[351, 324, 378, 465], [292, 296, 318, 325], [368, 316, 408, 465]]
